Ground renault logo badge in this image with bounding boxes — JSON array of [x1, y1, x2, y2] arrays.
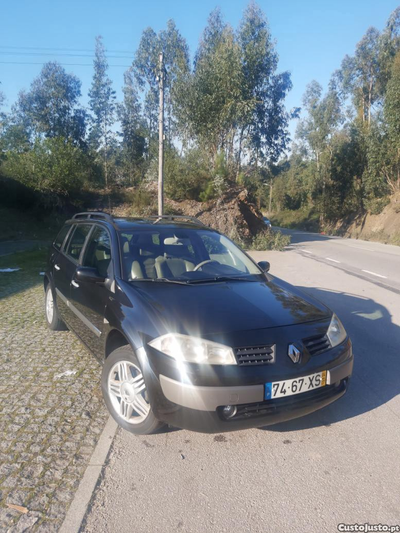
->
[[288, 344, 301, 364]]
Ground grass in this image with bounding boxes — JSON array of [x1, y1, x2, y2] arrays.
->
[[270, 207, 320, 232], [0, 248, 48, 299], [0, 248, 48, 271], [250, 229, 291, 251]]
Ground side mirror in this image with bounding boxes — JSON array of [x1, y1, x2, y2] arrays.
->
[[258, 261, 270, 273], [75, 266, 106, 283]]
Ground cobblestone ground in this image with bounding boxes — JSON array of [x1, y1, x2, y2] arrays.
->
[[0, 258, 109, 532]]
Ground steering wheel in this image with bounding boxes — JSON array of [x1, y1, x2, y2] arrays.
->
[[193, 259, 219, 272]]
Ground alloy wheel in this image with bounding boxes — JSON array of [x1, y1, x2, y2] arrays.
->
[[46, 288, 54, 323], [107, 361, 150, 424]]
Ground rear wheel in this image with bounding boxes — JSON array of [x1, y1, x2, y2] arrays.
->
[[45, 284, 65, 331], [102, 345, 165, 435]]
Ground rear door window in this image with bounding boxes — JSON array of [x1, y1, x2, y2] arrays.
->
[[83, 226, 112, 278], [53, 225, 71, 251], [65, 224, 92, 262]]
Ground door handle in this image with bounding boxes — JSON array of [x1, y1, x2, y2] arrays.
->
[[71, 280, 79, 288], [54, 264, 61, 271]]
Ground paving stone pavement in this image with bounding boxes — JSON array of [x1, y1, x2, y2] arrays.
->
[[0, 265, 109, 531]]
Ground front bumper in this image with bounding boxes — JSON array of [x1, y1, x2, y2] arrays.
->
[[145, 338, 353, 433], [159, 355, 353, 412]]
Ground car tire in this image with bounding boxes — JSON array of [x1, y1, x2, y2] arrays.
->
[[101, 345, 165, 435], [45, 284, 66, 331]]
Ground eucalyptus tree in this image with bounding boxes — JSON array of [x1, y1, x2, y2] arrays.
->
[[132, 20, 189, 143], [88, 36, 116, 187], [118, 67, 146, 184], [177, 10, 245, 167], [379, 51, 400, 194], [237, 2, 292, 167], [176, 5, 292, 172], [13, 62, 86, 144], [296, 80, 342, 219]]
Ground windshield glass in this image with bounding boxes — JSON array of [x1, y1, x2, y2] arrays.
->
[[119, 228, 262, 283]]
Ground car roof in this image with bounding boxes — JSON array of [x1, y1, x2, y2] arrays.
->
[[66, 212, 215, 233], [113, 218, 212, 231]]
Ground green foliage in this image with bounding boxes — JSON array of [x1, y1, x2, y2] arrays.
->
[[13, 62, 86, 144], [126, 189, 153, 215], [251, 229, 291, 251], [175, 5, 292, 169], [2, 137, 96, 196], [273, 6, 400, 228], [164, 147, 212, 201], [88, 36, 117, 187], [270, 207, 321, 233], [363, 196, 390, 215]]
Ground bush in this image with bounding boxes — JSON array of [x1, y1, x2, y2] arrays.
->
[[126, 188, 153, 215], [251, 229, 291, 251], [2, 137, 96, 196], [270, 207, 320, 232], [364, 196, 390, 215]]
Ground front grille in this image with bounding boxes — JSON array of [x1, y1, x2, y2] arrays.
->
[[234, 345, 275, 366], [303, 333, 331, 356]]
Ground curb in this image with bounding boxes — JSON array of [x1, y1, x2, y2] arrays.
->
[[59, 416, 118, 533]]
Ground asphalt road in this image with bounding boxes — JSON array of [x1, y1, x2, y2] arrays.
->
[[276, 227, 400, 293], [83, 232, 400, 533]]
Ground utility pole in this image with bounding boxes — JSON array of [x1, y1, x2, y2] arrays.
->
[[158, 52, 165, 216]]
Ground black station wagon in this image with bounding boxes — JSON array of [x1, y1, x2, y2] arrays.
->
[[44, 212, 353, 434]]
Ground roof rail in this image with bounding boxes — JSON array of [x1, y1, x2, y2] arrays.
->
[[72, 212, 114, 223], [149, 215, 207, 227]]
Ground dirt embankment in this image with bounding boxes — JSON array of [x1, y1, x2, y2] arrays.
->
[[329, 194, 400, 245], [110, 187, 266, 243]]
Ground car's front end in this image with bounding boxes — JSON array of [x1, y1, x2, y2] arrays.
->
[[136, 285, 353, 433], [109, 221, 353, 434]]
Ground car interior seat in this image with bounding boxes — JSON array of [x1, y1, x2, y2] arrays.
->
[[155, 237, 195, 278]]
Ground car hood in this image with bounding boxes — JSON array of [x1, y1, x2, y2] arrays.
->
[[127, 276, 331, 336]]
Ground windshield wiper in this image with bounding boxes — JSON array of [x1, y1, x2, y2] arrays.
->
[[186, 275, 259, 284], [130, 278, 189, 285]]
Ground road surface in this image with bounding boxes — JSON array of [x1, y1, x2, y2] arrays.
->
[[277, 227, 400, 293], [82, 231, 400, 533]]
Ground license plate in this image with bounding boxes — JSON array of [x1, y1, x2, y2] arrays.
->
[[265, 370, 327, 400]]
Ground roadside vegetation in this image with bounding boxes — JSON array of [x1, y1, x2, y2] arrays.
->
[[2, 4, 399, 247], [0, 3, 293, 249], [270, 8, 400, 243]]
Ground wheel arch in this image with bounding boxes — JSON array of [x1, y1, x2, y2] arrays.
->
[[105, 328, 131, 359]]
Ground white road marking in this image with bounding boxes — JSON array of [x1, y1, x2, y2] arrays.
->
[[326, 257, 341, 263], [303, 250, 313, 254], [362, 269, 387, 279]]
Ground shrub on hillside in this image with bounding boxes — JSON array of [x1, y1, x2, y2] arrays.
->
[[2, 137, 97, 196]]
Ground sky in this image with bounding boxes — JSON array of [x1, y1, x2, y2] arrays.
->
[[1, 0, 399, 139]]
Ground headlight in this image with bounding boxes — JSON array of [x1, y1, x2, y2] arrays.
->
[[148, 333, 237, 365], [327, 314, 347, 347]]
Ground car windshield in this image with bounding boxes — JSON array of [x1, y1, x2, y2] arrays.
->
[[119, 228, 262, 283]]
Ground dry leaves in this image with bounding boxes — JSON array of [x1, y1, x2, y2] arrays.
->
[[6, 503, 29, 514]]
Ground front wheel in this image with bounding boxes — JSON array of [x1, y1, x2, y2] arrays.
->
[[101, 345, 165, 435]]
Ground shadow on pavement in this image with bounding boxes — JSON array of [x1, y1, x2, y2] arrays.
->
[[276, 227, 333, 246], [263, 286, 400, 432]]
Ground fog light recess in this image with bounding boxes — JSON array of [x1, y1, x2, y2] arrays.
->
[[222, 405, 237, 419]]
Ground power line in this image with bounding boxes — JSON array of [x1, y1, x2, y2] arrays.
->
[[0, 45, 135, 54], [0, 51, 133, 59], [0, 61, 130, 67]]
